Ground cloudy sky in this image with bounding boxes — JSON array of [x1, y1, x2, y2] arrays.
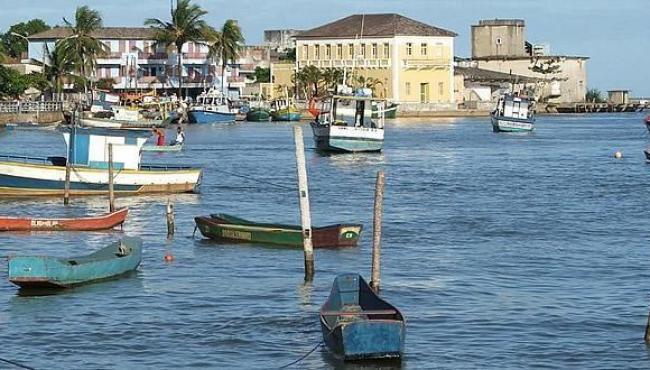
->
[[3, 0, 648, 96]]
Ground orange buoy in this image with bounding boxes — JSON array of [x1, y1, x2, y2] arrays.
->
[[164, 253, 175, 262]]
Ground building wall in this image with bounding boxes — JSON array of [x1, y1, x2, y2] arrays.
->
[[475, 57, 588, 103], [471, 20, 526, 58]]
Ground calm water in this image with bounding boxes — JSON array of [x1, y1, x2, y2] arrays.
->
[[1, 113, 650, 369]]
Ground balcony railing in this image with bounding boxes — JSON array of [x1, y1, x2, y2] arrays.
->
[[299, 59, 391, 69], [0, 101, 65, 113]]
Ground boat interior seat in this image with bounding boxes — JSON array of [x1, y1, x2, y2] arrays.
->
[[48, 156, 67, 167], [335, 304, 368, 324]]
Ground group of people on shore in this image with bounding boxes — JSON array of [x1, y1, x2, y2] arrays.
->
[[152, 125, 185, 147]]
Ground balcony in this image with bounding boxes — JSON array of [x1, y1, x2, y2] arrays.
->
[[403, 58, 451, 70], [299, 58, 391, 69]]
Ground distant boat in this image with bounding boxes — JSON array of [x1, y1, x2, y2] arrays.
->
[[0, 208, 128, 231], [246, 108, 271, 122], [194, 213, 362, 248], [270, 98, 302, 121], [8, 236, 142, 289], [644, 149, 650, 161], [491, 93, 535, 132], [80, 117, 163, 129], [188, 88, 237, 124], [0, 126, 202, 196], [320, 274, 405, 361], [141, 144, 184, 152], [644, 115, 650, 132], [310, 95, 386, 153]]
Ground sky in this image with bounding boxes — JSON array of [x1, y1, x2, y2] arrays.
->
[[2, 0, 648, 96]]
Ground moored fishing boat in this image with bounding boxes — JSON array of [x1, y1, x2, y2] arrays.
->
[[320, 274, 405, 361], [0, 127, 202, 196], [194, 213, 362, 248], [0, 208, 128, 231], [188, 88, 237, 124], [80, 117, 163, 129], [310, 95, 386, 153], [246, 108, 271, 122], [491, 93, 535, 132], [270, 98, 302, 121], [8, 236, 142, 289]]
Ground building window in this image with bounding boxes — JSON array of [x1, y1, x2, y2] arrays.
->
[[406, 43, 413, 56], [348, 44, 354, 58], [421, 43, 427, 56], [405, 82, 411, 96], [360, 44, 366, 58], [337, 44, 343, 59], [496, 37, 502, 45], [371, 43, 377, 58], [438, 82, 444, 97], [303, 45, 308, 60], [326, 44, 331, 59], [314, 45, 320, 59], [420, 83, 429, 103], [383, 43, 390, 58]]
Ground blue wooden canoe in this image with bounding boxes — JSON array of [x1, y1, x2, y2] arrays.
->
[[320, 274, 405, 361], [8, 236, 142, 289]]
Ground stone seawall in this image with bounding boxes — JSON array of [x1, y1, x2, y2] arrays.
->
[[0, 111, 64, 125]]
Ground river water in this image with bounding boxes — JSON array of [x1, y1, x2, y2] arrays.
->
[[1, 113, 650, 369]]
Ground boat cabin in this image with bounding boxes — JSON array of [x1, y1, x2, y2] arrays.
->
[[320, 95, 385, 129], [61, 127, 149, 170], [494, 94, 534, 120], [196, 89, 228, 107]]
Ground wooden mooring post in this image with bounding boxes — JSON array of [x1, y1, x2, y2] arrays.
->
[[108, 143, 115, 212], [293, 126, 314, 281], [370, 170, 386, 293], [645, 310, 650, 343], [166, 201, 175, 239], [63, 109, 75, 205]]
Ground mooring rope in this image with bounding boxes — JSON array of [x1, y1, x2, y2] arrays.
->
[[277, 340, 323, 369], [0, 356, 36, 370]]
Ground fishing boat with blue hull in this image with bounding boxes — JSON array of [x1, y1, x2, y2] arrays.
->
[[310, 95, 386, 153], [320, 274, 405, 361], [491, 93, 535, 132], [0, 127, 202, 196], [188, 88, 237, 124], [8, 236, 142, 289]]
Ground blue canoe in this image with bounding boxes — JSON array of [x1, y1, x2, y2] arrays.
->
[[319, 274, 405, 361], [8, 236, 142, 289]]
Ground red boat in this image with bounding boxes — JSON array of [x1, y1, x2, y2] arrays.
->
[[0, 208, 128, 231]]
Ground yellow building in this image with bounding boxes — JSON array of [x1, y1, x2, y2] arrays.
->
[[277, 13, 456, 104]]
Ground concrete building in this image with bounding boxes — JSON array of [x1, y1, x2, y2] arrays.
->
[[263, 29, 303, 52], [26, 27, 243, 97], [607, 90, 630, 104], [469, 19, 589, 103], [272, 13, 457, 109]]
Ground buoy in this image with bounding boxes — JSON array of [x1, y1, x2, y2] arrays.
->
[[614, 151, 623, 159], [164, 253, 175, 262]]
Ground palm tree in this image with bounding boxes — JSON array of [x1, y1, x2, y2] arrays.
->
[[60, 6, 108, 98], [295, 65, 322, 98], [44, 44, 75, 100], [321, 67, 344, 93], [355, 75, 383, 94], [208, 20, 244, 97], [145, 0, 213, 100]]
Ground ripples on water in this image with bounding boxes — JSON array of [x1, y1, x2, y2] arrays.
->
[[1, 114, 650, 369]]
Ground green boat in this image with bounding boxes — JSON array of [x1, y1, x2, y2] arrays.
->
[[8, 236, 142, 289], [194, 213, 362, 248], [246, 108, 271, 122]]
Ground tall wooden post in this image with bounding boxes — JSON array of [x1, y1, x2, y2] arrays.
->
[[293, 126, 314, 281], [63, 109, 74, 205], [166, 201, 175, 239], [108, 143, 115, 212], [370, 170, 385, 293], [645, 310, 650, 342]]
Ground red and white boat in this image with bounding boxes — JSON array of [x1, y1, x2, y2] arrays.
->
[[0, 208, 128, 231]]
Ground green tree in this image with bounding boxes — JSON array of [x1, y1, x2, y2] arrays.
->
[[294, 65, 322, 98], [279, 48, 296, 61], [208, 19, 244, 95], [586, 88, 604, 103], [321, 67, 344, 92], [44, 44, 75, 100], [2, 19, 50, 59], [0, 44, 7, 63], [0, 66, 27, 98], [95, 78, 115, 91], [59, 6, 108, 97], [254, 66, 270, 83], [145, 0, 213, 99]]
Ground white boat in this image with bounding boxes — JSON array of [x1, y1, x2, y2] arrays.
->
[[491, 93, 536, 132], [310, 95, 385, 153], [0, 127, 201, 196], [188, 88, 237, 124], [80, 117, 163, 129]]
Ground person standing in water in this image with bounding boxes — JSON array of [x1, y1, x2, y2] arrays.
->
[[173, 126, 185, 146], [152, 126, 166, 146]]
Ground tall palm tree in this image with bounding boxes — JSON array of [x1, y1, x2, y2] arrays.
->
[[145, 0, 213, 100], [208, 20, 244, 97], [44, 44, 75, 100], [321, 67, 344, 93], [60, 6, 108, 98], [296, 65, 322, 98]]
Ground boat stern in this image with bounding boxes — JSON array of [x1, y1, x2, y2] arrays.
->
[[340, 320, 405, 360], [8, 256, 64, 288]]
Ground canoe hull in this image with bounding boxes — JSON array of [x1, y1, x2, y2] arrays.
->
[[0, 161, 201, 196], [8, 236, 142, 289], [246, 109, 271, 122], [271, 110, 301, 121], [320, 274, 405, 361], [188, 110, 236, 124], [194, 215, 362, 248], [0, 208, 128, 231], [311, 123, 384, 153]]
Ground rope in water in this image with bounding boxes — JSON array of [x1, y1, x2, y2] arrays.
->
[[0, 357, 36, 370], [277, 340, 323, 369]]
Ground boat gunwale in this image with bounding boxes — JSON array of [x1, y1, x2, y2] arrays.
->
[[0, 158, 201, 174], [0, 207, 128, 223]]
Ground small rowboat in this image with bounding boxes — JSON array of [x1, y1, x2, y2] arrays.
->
[[8, 236, 142, 289], [644, 149, 650, 161], [141, 144, 184, 152], [194, 213, 362, 248], [320, 274, 405, 361], [644, 115, 650, 132], [0, 208, 128, 231]]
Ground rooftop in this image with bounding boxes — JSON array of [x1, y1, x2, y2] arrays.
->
[[455, 66, 543, 83], [298, 13, 457, 39], [475, 19, 525, 27], [29, 27, 156, 40]]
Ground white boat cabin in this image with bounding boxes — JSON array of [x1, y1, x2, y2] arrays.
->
[[494, 94, 534, 120], [61, 127, 149, 170], [319, 95, 385, 129]]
